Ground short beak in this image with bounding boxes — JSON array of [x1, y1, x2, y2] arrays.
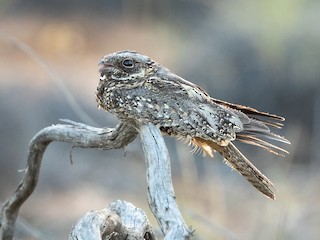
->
[[98, 59, 114, 73], [98, 59, 107, 66]]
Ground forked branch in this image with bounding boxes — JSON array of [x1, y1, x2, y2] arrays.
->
[[0, 121, 138, 239], [0, 121, 192, 239]]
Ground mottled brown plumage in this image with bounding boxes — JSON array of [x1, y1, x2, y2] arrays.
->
[[96, 50, 290, 199]]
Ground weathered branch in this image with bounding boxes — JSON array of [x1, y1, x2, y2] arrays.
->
[[0, 121, 192, 240], [140, 124, 192, 239], [69, 200, 156, 240], [0, 121, 138, 240]]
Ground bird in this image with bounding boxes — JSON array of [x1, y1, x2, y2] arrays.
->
[[96, 50, 290, 199]]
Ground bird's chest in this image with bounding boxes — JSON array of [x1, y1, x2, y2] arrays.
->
[[100, 82, 155, 119], [98, 80, 192, 128]]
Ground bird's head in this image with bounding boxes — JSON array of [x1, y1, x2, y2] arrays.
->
[[99, 50, 155, 81]]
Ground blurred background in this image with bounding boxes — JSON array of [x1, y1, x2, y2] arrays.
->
[[0, 0, 319, 239]]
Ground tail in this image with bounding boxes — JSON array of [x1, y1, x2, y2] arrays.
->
[[212, 97, 290, 156], [192, 138, 276, 199]]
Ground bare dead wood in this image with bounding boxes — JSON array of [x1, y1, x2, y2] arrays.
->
[[69, 200, 156, 240], [140, 125, 193, 240], [0, 121, 138, 240], [0, 121, 192, 240]]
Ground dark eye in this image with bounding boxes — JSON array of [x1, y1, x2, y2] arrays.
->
[[122, 58, 134, 68]]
